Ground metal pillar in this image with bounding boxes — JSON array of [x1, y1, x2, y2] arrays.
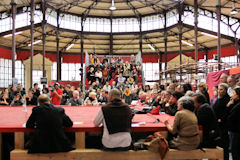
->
[[164, 12, 168, 80], [11, 0, 16, 84], [80, 16, 84, 87], [159, 52, 162, 83], [234, 32, 240, 64], [194, 0, 198, 74], [204, 48, 208, 77], [139, 17, 143, 56], [216, 0, 221, 70], [56, 10, 60, 81], [178, 4, 183, 82], [42, 0, 46, 79], [110, 11, 113, 55], [30, 0, 35, 88]]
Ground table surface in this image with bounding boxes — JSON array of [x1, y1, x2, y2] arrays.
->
[[0, 106, 174, 132]]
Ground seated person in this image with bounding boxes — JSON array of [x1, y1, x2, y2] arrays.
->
[[84, 92, 98, 105], [95, 69, 102, 82], [164, 91, 184, 116], [66, 90, 83, 106], [193, 93, 219, 148], [127, 75, 135, 85], [0, 93, 11, 105], [26, 94, 74, 153], [98, 90, 108, 105], [117, 73, 126, 86], [164, 96, 200, 150], [94, 89, 132, 151], [26, 90, 38, 105], [11, 93, 23, 106], [87, 67, 95, 84]]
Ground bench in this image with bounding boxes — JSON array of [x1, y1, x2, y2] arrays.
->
[[11, 148, 223, 160]]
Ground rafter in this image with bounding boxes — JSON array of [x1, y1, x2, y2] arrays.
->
[[60, 35, 79, 52]]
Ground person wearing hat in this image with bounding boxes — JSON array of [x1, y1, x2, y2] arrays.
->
[[50, 82, 63, 105]]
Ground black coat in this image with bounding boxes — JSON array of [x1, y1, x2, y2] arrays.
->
[[26, 104, 74, 153], [228, 101, 240, 133], [26, 96, 38, 106], [195, 103, 220, 148], [213, 94, 230, 128]]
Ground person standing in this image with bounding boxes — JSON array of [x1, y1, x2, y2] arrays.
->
[[213, 83, 230, 160], [94, 89, 132, 151], [50, 83, 63, 105], [26, 94, 74, 153], [227, 87, 240, 160], [193, 93, 220, 148]]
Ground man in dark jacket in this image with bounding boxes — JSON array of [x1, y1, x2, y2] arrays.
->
[[26, 94, 74, 153], [213, 83, 230, 160], [94, 88, 132, 151], [193, 93, 220, 148]]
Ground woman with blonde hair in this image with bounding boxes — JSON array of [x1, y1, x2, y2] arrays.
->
[[84, 92, 98, 105]]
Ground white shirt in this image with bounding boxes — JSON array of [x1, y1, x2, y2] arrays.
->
[[95, 71, 102, 78], [94, 109, 132, 148]]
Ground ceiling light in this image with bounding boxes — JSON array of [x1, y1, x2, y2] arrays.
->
[[231, 1, 238, 15], [28, 40, 41, 46], [148, 44, 155, 51], [66, 44, 74, 50], [182, 40, 193, 47], [201, 32, 218, 38], [109, 0, 116, 11], [4, 31, 22, 38]]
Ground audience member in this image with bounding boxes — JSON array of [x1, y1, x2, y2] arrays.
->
[[50, 83, 63, 105], [26, 90, 38, 106], [227, 87, 240, 160], [32, 83, 40, 98], [164, 91, 184, 116], [193, 93, 219, 148], [213, 83, 230, 160], [164, 96, 200, 150], [227, 75, 237, 96], [84, 92, 98, 105], [66, 90, 83, 106], [10, 93, 23, 106]]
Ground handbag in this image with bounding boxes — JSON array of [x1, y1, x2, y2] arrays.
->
[[145, 132, 169, 160]]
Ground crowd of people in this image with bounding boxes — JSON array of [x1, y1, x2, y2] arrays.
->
[[0, 57, 240, 160]]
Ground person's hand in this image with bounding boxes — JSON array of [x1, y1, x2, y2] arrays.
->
[[165, 103, 170, 107], [218, 119, 221, 123], [227, 98, 234, 107], [164, 119, 169, 126]]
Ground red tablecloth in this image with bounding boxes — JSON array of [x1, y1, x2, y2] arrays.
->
[[0, 106, 174, 133]]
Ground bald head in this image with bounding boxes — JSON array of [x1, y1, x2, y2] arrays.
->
[[38, 94, 50, 105], [220, 73, 228, 83]]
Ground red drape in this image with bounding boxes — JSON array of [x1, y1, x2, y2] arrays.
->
[[206, 70, 229, 99]]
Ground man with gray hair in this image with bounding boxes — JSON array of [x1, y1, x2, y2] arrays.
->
[[94, 88, 132, 151], [213, 83, 230, 160], [227, 75, 237, 96], [66, 90, 83, 106], [26, 94, 74, 153]]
